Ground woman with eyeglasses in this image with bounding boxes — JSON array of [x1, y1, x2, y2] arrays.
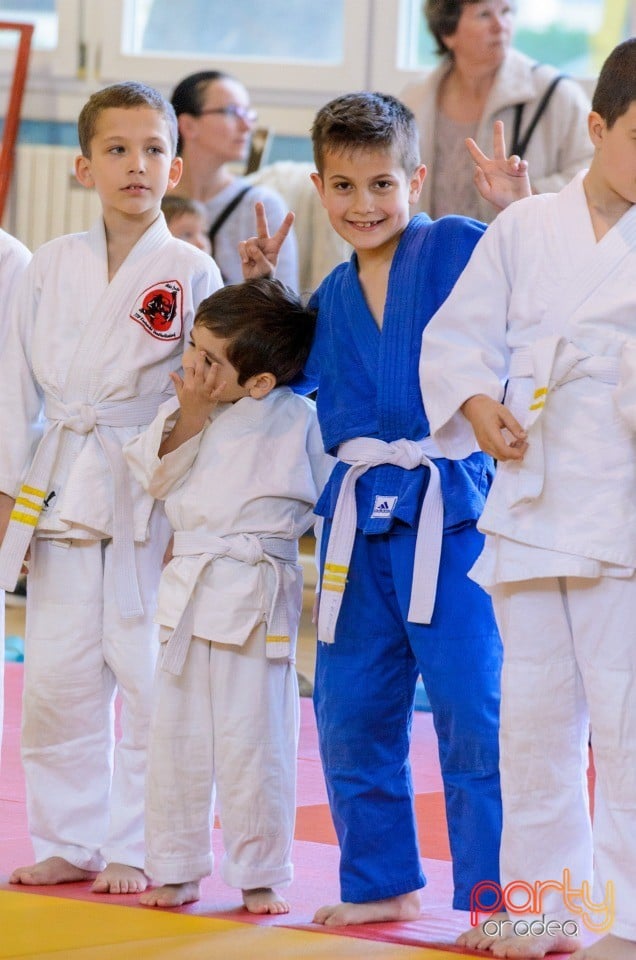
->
[[170, 71, 299, 288], [401, 0, 593, 223]]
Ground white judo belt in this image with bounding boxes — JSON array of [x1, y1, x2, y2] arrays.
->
[[318, 436, 444, 646], [508, 335, 619, 505], [161, 531, 299, 676], [0, 392, 171, 618]]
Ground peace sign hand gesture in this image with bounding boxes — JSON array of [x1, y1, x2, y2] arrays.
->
[[238, 201, 295, 280], [467, 120, 532, 213]]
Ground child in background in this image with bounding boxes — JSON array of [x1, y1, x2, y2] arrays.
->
[[240, 96, 530, 926], [0, 81, 221, 894], [421, 38, 636, 960], [0, 228, 31, 771], [161, 194, 211, 254], [124, 278, 333, 913]]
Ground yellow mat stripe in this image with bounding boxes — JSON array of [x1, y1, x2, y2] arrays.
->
[[0, 890, 462, 960]]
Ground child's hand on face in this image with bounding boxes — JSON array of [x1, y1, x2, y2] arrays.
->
[[461, 393, 528, 461], [466, 120, 532, 212], [170, 351, 226, 430], [238, 201, 295, 280]]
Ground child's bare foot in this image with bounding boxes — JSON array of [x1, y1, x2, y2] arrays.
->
[[9, 856, 95, 886], [140, 881, 201, 907], [571, 934, 636, 960], [91, 863, 148, 894], [242, 887, 290, 915], [457, 913, 510, 952], [457, 913, 582, 957], [313, 890, 421, 926]]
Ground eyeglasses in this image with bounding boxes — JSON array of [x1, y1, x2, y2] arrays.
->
[[197, 105, 258, 123]]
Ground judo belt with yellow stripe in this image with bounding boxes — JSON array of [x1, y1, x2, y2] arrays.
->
[[318, 435, 444, 645], [0, 393, 171, 618], [508, 335, 620, 507], [160, 531, 299, 675]]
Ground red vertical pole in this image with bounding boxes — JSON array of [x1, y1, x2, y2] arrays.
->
[[0, 22, 34, 222]]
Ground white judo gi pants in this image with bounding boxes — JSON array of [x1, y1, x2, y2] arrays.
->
[[491, 575, 636, 942], [145, 623, 300, 890], [21, 505, 170, 872]]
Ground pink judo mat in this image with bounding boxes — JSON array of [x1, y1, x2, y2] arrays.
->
[[0, 663, 591, 956]]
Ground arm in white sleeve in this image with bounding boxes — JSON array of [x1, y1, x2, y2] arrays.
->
[[420, 215, 514, 457], [123, 396, 204, 500]]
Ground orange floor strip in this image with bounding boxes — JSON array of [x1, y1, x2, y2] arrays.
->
[[293, 793, 451, 860]]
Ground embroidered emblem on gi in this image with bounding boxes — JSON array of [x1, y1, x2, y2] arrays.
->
[[371, 495, 398, 519], [131, 280, 183, 340]]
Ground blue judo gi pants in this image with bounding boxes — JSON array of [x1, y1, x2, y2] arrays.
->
[[314, 520, 502, 908]]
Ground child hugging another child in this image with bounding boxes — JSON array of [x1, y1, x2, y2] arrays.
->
[[240, 94, 530, 926]]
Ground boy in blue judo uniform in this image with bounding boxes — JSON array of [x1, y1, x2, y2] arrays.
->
[[240, 93, 530, 927]]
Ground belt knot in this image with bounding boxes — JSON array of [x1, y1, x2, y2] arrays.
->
[[388, 438, 427, 470], [57, 402, 98, 434]]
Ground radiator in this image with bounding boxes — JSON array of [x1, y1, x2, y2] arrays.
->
[[3, 144, 102, 251]]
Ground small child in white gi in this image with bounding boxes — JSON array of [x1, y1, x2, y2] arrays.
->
[[124, 277, 332, 914], [0, 82, 221, 894], [421, 38, 636, 960]]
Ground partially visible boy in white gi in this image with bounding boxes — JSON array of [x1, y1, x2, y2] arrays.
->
[[0, 228, 31, 770], [421, 38, 636, 960], [124, 278, 332, 914], [0, 82, 221, 894]]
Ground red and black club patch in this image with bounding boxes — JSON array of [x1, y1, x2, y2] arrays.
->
[[130, 280, 184, 340]]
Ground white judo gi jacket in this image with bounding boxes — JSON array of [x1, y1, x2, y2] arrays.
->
[[0, 228, 30, 771], [124, 389, 333, 657], [420, 172, 636, 585], [0, 215, 221, 613]]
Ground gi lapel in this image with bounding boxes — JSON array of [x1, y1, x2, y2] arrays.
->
[[339, 255, 381, 384], [378, 216, 430, 440], [553, 174, 636, 332]]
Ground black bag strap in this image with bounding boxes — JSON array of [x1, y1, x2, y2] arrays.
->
[[208, 184, 253, 250], [511, 73, 565, 158]]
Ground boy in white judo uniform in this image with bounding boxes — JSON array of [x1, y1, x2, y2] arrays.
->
[[421, 38, 636, 960], [123, 278, 332, 913], [0, 82, 221, 894], [0, 229, 31, 770]]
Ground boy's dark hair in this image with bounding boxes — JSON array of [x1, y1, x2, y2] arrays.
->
[[170, 70, 233, 155], [194, 278, 316, 387], [424, 0, 484, 57], [78, 81, 178, 158], [161, 194, 206, 225], [592, 38, 636, 129], [311, 92, 420, 176]]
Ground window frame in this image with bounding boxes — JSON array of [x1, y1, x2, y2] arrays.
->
[[96, 0, 374, 99], [368, 0, 426, 95]]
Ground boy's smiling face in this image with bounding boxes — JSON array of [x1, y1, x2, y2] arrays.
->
[[311, 147, 425, 263]]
